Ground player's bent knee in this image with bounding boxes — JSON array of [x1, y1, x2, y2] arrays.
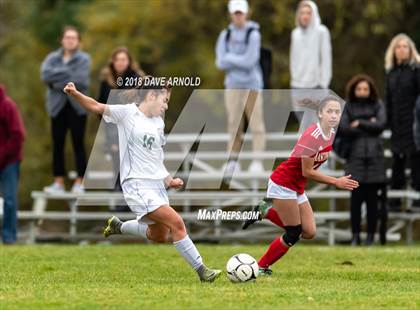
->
[[147, 225, 170, 243], [302, 228, 316, 240], [152, 234, 168, 243], [283, 225, 302, 247]]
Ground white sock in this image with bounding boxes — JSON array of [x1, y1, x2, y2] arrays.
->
[[121, 220, 148, 239], [173, 235, 204, 271]]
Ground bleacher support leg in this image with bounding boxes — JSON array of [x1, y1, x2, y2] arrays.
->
[[406, 220, 413, 245], [28, 221, 36, 244], [69, 200, 77, 241], [328, 221, 335, 246]]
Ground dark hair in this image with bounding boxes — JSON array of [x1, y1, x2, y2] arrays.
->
[[297, 95, 342, 114], [345, 74, 378, 102], [61, 25, 81, 41], [122, 76, 172, 105], [101, 46, 145, 87], [318, 95, 342, 114]]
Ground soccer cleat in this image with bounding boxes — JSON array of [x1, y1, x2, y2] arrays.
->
[[198, 266, 222, 283], [103, 216, 123, 238], [258, 267, 273, 276], [242, 199, 272, 230]]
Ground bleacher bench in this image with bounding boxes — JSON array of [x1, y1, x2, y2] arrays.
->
[[12, 190, 419, 245]]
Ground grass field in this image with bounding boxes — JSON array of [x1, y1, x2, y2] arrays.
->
[[0, 244, 419, 309]]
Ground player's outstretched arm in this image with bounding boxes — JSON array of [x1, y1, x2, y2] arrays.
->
[[63, 82, 107, 115], [301, 157, 359, 191]]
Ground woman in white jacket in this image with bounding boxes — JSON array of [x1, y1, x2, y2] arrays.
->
[[290, 0, 332, 89]]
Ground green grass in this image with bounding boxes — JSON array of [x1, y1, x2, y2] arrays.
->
[[0, 244, 419, 309]]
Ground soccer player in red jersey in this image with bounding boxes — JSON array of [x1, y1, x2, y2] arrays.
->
[[243, 96, 359, 275]]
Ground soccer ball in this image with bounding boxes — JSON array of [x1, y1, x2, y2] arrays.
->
[[226, 253, 259, 282]]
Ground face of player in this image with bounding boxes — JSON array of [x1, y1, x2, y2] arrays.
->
[[394, 39, 411, 63], [230, 12, 247, 28], [298, 5, 312, 28], [113, 52, 130, 74], [354, 81, 370, 99], [61, 30, 80, 52], [318, 100, 341, 129], [149, 89, 170, 117]]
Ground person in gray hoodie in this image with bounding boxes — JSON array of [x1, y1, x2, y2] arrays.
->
[[215, 0, 266, 174], [290, 0, 332, 89], [41, 25, 91, 194]]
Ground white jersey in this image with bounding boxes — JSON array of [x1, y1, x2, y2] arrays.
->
[[103, 103, 170, 183]]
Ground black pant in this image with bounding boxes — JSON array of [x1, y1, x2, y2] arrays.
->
[[391, 152, 420, 191], [51, 102, 87, 177], [351, 183, 382, 235]]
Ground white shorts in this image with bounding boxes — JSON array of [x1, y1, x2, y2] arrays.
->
[[266, 179, 308, 205], [121, 178, 169, 224]]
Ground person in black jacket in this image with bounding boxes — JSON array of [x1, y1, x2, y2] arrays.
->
[[98, 47, 145, 104], [385, 33, 420, 211], [340, 74, 386, 245], [98, 47, 145, 194], [415, 96, 420, 151]]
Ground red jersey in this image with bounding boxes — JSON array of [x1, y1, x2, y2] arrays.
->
[[270, 123, 335, 194]]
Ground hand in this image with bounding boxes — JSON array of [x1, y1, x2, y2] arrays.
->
[[350, 120, 360, 128], [63, 82, 77, 95], [370, 117, 377, 123], [335, 175, 359, 191], [168, 178, 184, 189]]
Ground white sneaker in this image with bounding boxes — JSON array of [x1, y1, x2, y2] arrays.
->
[[43, 182, 65, 194], [248, 160, 264, 173], [71, 183, 85, 194], [222, 160, 241, 175]]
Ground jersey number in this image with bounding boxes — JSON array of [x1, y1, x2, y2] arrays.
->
[[142, 135, 155, 150]]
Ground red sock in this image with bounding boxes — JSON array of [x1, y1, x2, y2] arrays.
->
[[258, 237, 289, 268], [265, 207, 284, 228]]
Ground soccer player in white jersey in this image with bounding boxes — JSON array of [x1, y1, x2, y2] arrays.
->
[[63, 81, 221, 282]]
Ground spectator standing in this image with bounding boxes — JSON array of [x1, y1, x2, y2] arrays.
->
[[414, 95, 420, 151], [289, 0, 332, 128], [216, 0, 266, 174], [0, 84, 25, 244], [290, 0, 332, 89], [339, 75, 386, 245], [41, 26, 91, 194], [98, 47, 145, 193], [385, 33, 420, 211]]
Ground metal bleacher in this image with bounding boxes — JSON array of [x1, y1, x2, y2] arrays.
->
[[22, 130, 420, 244]]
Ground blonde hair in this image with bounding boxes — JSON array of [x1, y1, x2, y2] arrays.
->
[[385, 33, 420, 71]]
